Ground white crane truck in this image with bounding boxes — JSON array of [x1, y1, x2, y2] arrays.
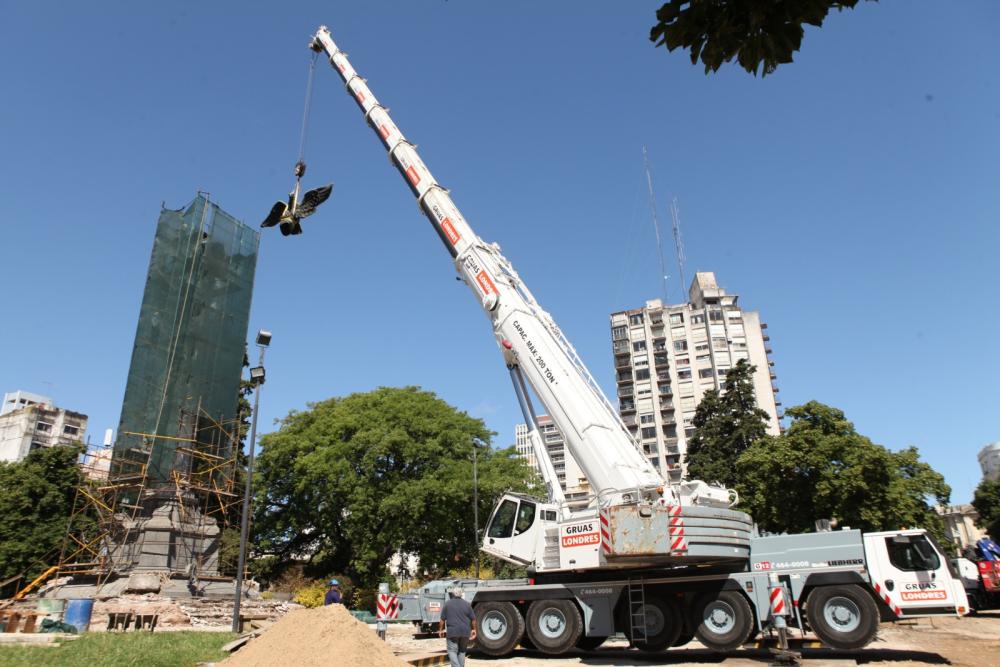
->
[[308, 25, 968, 656]]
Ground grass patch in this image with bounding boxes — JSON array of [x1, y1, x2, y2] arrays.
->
[[0, 631, 237, 667]]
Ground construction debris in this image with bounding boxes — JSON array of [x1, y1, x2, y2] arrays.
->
[[222, 604, 405, 667]]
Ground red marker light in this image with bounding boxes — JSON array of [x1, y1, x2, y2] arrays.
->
[[501, 339, 513, 350]]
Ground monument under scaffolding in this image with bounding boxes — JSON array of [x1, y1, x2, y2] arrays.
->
[[35, 195, 259, 597]]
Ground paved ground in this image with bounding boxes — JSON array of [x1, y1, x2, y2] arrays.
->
[[386, 611, 1000, 667]]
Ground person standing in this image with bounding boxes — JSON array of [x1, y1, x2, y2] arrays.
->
[[438, 587, 477, 667], [324, 579, 342, 606]]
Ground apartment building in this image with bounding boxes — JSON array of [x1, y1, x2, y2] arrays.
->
[[979, 441, 1000, 482], [515, 416, 590, 504], [0, 397, 89, 463], [610, 272, 781, 483]]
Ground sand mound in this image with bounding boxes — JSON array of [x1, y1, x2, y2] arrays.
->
[[222, 604, 405, 667]]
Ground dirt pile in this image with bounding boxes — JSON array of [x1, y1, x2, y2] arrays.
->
[[222, 604, 405, 667]]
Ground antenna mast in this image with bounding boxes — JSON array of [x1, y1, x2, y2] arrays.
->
[[642, 146, 670, 302], [670, 197, 687, 299]]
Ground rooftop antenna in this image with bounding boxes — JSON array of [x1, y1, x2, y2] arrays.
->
[[642, 146, 670, 302], [670, 197, 687, 299]]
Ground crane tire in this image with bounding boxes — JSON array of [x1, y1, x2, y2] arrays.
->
[[805, 584, 879, 650], [525, 599, 583, 655], [633, 595, 683, 652], [473, 601, 524, 657], [692, 590, 755, 651], [672, 631, 695, 647]]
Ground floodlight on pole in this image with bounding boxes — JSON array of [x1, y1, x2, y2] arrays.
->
[[233, 329, 271, 632], [249, 366, 266, 385]]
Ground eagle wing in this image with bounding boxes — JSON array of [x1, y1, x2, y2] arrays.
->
[[295, 184, 333, 219], [261, 201, 287, 228]]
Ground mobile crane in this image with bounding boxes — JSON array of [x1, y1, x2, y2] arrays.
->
[[307, 25, 968, 657]]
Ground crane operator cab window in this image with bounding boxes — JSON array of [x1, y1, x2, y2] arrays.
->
[[886, 534, 940, 572], [487, 499, 518, 539]]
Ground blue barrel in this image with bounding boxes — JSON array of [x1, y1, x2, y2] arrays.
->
[[63, 598, 95, 633]]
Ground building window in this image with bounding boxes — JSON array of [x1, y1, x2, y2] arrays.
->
[[637, 387, 652, 397], [641, 427, 657, 440], [63, 425, 79, 436], [640, 414, 655, 424], [36, 422, 53, 433], [691, 313, 706, 324], [696, 354, 711, 362], [635, 369, 651, 381], [629, 313, 644, 326], [677, 369, 692, 379], [709, 309, 724, 322], [669, 313, 684, 325], [634, 358, 649, 368], [633, 340, 647, 352], [685, 427, 696, 439], [613, 340, 628, 354], [676, 357, 690, 367], [673, 340, 688, 352], [612, 326, 627, 340], [695, 342, 709, 352], [698, 368, 714, 379], [621, 399, 635, 411], [712, 337, 727, 350]]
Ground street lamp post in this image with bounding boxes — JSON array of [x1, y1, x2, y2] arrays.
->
[[473, 445, 479, 579], [232, 329, 271, 633]]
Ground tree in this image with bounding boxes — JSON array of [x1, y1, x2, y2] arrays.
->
[[685, 359, 771, 488], [735, 401, 949, 540], [972, 478, 1000, 539], [650, 0, 876, 77], [252, 387, 537, 587], [0, 445, 89, 594]]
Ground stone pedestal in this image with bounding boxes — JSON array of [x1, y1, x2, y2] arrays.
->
[[109, 491, 221, 576]]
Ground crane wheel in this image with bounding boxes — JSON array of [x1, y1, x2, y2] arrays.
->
[[804, 584, 879, 650], [633, 595, 683, 652], [692, 590, 754, 651], [525, 599, 583, 655], [473, 601, 524, 657]]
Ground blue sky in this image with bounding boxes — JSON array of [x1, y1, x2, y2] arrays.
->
[[1, 1, 997, 504]]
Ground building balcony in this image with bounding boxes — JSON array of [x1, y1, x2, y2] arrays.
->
[[654, 355, 669, 367], [620, 404, 636, 414], [618, 387, 634, 398], [769, 371, 776, 379], [765, 346, 773, 354], [617, 372, 633, 384], [615, 354, 631, 368], [621, 415, 637, 427]]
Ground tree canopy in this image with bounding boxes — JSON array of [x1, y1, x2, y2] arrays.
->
[[972, 478, 1000, 540], [685, 359, 771, 488], [735, 401, 949, 540], [0, 444, 88, 594], [650, 0, 875, 77], [252, 387, 536, 587]]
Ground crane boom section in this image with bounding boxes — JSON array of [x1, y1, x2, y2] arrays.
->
[[311, 27, 666, 503]]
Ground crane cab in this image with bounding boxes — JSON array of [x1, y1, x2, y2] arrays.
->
[[481, 493, 558, 569]]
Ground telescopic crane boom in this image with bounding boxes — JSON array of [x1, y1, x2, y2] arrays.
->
[[309, 26, 748, 572]]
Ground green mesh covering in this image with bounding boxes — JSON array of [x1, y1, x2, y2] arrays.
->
[[115, 195, 259, 484]]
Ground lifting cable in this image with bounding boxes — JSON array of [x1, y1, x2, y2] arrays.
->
[[295, 52, 320, 175]]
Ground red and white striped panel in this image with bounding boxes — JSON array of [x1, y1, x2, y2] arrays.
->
[[668, 504, 688, 553], [599, 508, 612, 555], [873, 582, 902, 617], [376, 593, 399, 620], [769, 585, 787, 616]]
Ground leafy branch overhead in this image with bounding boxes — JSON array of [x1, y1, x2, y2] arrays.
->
[[650, 0, 875, 77]]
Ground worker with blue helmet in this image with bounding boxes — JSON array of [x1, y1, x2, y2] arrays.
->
[[324, 578, 342, 606]]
